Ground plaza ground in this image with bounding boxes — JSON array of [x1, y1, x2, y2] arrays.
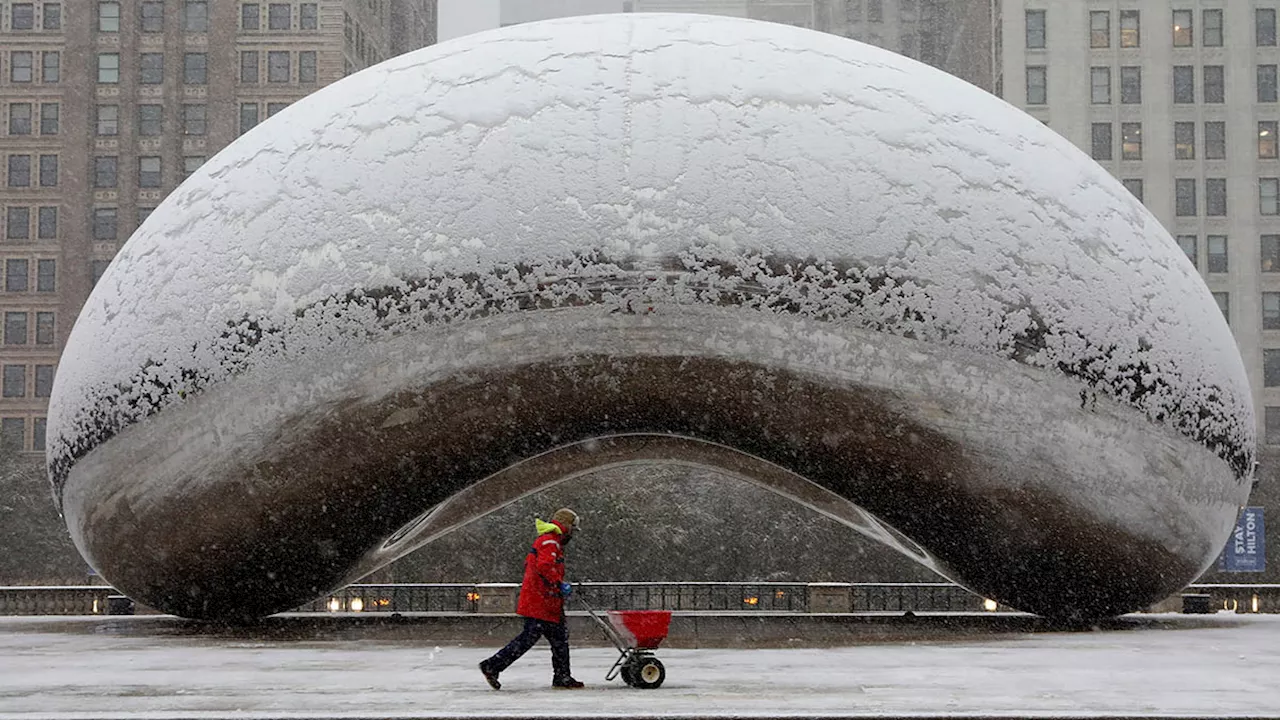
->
[[1, 612, 1278, 719]]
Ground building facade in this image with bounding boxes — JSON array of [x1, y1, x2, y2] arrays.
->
[[0, 0, 436, 454]]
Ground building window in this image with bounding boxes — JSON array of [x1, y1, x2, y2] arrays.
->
[[0, 418, 24, 451], [140, 53, 164, 84], [2, 365, 25, 398], [92, 208, 117, 240], [1120, 10, 1140, 47], [1262, 122, 1279, 159], [138, 104, 162, 136], [42, 52, 59, 83], [1091, 123, 1113, 160], [1261, 9, 1278, 46], [37, 206, 55, 240], [36, 311, 53, 345], [1122, 179, 1144, 202], [1174, 65, 1195, 103], [32, 417, 45, 450], [268, 51, 291, 83], [11, 51, 32, 83], [39, 103, 58, 136], [1203, 9, 1223, 47], [182, 104, 206, 135], [1205, 121, 1226, 160], [5, 207, 29, 240], [36, 258, 54, 292], [242, 3, 260, 29], [184, 1, 208, 32], [98, 53, 120, 83], [1265, 350, 1280, 386], [1175, 121, 1196, 159], [299, 51, 316, 84], [1025, 10, 1045, 49], [1177, 234, 1198, 268], [10, 3, 33, 30], [5, 259, 28, 292], [184, 53, 207, 84], [91, 260, 110, 287], [1176, 178, 1197, 216], [4, 313, 27, 345], [8, 155, 30, 187], [300, 3, 317, 30], [98, 1, 119, 32], [1091, 67, 1111, 104], [1261, 65, 1279, 103], [1265, 236, 1280, 272], [240, 51, 259, 84], [1090, 11, 1110, 48], [268, 3, 291, 30], [42, 3, 60, 30], [38, 155, 56, 187], [1026, 66, 1046, 105], [240, 103, 260, 135], [8, 103, 32, 135], [140, 0, 163, 31], [137, 207, 154, 226], [94, 157, 117, 188], [139, 157, 162, 188], [96, 105, 118, 136], [1204, 66, 1225, 104], [182, 156, 205, 179], [34, 366, 52, 397], [1119, 66, 1141, 104], [267, 102, 289, 118], [1263, 178, 1280, 215], [1213, 292, 1230, 324], [1265, 293, 1280, 329], [1172, 9, 1193, 46], [1207, 234, 1228, 269]]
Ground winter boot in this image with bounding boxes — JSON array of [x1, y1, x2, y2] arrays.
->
[[479, 661, 501, 690], [552, 677, 585, 689]]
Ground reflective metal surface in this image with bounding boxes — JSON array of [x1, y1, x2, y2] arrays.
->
[[49, 15, 1254, 620]]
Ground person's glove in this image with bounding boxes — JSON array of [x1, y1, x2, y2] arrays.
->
[[559, 581, 573, 598]]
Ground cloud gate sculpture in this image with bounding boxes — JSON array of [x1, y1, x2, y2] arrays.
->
[[49, 14, 1254, 621]]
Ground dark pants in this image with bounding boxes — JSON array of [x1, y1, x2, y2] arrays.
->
[[483, 616, 571, 681]]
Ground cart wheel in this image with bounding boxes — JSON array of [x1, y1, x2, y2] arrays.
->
[[620, 664, 635, 686], [631, 657, 665, 689]]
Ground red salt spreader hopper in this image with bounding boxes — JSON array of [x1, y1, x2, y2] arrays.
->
[[579, 597, 672, 688]]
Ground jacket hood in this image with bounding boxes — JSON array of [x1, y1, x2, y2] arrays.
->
[[534, 518, 565, 535]]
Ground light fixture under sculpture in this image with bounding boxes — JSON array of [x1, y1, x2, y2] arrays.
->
[[49, 14, 1254, 621]]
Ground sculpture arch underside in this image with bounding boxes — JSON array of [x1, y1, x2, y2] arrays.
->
[[49, 15, 1253, 622]]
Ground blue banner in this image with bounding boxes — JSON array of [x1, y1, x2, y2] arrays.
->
[[1219, 506, 1266, 572]]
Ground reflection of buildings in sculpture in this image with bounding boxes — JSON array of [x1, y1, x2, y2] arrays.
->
[[490, 0, 997, 90], [0, 1, 438, 454]]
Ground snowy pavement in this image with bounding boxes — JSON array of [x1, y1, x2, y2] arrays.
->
[[2, 613, 1279, 718]]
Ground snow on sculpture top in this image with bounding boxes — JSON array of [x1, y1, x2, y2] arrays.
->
[[48, 13, 1254, 493]]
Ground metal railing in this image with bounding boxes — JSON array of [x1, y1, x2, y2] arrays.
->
[[3, 581, 1280, 616]]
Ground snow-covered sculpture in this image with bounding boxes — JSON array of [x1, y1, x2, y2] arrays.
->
[[49, 14, 1253, 620]]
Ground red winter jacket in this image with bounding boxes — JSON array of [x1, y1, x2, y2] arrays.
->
[[516, 519, 569, 622]]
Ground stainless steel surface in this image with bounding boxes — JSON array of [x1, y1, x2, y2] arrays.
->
[[47, 15, 1254, 621]]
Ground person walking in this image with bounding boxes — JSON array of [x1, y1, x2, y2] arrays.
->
[[479, 508, 585, 689]]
